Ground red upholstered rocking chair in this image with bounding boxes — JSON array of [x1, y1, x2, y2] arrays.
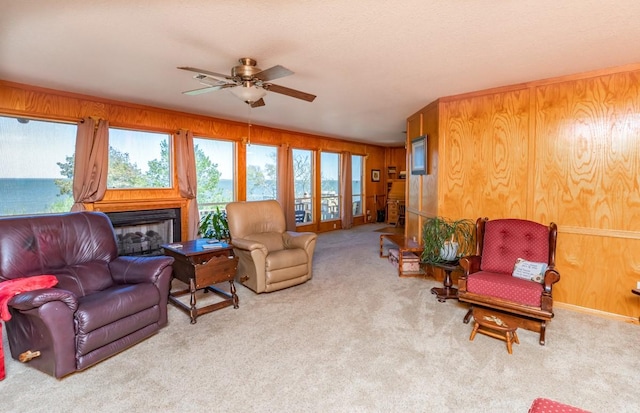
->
[[458, 218, 561, 345]]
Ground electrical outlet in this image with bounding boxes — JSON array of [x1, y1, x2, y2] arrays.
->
[[333, 223, 337, 229], [636, 281, 640, 289]]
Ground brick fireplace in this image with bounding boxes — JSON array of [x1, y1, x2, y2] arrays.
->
[[105, 208, 181, 256]]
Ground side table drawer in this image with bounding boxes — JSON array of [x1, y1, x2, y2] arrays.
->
[[194, 254, 239, 289]]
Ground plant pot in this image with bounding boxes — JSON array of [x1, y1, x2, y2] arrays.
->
[[439, 241, 459, 262]]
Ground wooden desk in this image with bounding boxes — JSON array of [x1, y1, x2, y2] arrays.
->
[[379, 234, 424, 277], [162, 240, 239, 324]]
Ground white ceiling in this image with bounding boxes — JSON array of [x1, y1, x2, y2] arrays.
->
[[2, 1, 640, 146]]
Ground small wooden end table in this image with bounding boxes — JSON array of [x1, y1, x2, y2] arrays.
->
[[429, 261, 461, 302], [469, 307, 520, 354], [379, 233, 425, 277], [162, 240, 239, 324]]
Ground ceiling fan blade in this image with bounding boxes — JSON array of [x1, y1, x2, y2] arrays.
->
[[250, 98, 266, 108], [177, 66, 229, 81], [254, 65, 294, 82], [264, 83, 316, 102], [182, 84, 235, 95]]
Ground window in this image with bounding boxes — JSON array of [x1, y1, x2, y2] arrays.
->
[[246, 144, 277, 201], [352, 155, 363, 216], [193, 137, 235, 216], [293, 149, 314, 224], [0, 115, 76, 216], [107, 128, 171, 189], [320, 152, 340, 221]]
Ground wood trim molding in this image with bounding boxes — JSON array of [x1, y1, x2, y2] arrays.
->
[[555, 301, 639, 325], [558, 225, 640, 240], [408, 210, 640, 240], [438, 63, 640, 104]]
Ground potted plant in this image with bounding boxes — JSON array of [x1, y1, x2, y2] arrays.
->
[[421, 216, 475, 264], [198, 206, 230, 241]]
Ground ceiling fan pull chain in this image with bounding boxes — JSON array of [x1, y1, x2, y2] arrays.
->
[[247, 104, 252, 146]]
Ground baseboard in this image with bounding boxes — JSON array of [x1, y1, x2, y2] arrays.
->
[[555, 301, 640, 325]]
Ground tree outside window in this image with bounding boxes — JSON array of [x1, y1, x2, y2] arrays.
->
[[352, 155, 363, 216], [107, 128, 171, 189], [320, 152, 340, 221], [293, 149, 313, 223], [246, 144, 277, 201], [193, 137, 234, 215]]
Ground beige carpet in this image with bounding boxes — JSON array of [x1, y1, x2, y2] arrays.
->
[[2, 223, 639, 412]]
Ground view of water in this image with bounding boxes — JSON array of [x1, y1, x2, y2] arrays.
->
[[0, 178, 72, 215], [0, 178, 354, 216]]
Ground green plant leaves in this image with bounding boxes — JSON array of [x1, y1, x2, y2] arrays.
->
[[421, 216, 475, 264], [198, 206, 230, 241]]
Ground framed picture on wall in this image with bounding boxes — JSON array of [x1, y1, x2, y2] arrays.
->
[[371, 169, 381, 182], [411, 135, 427, 175]]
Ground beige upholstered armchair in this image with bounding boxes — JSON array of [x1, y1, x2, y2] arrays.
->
[[226, 200, 317, 293]]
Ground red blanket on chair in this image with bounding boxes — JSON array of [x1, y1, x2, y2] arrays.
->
[[0, 275, 58, 321], [0, 275, 58, 380]]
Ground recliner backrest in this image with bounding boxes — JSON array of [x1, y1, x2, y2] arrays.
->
[[227, 200, 286, 240], [0, 212, 118, 289]]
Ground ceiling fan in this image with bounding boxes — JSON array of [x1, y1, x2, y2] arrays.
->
[[178, 58, 316, 108]]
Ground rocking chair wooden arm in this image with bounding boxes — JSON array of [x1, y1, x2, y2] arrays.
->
[[543, 268, 561, 292], [459, 255, 482, 276]]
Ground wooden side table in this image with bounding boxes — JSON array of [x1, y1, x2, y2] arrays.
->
[[379, 233, 425, 277], [429, 261, 461, 302], [162, 240, 239, 324]]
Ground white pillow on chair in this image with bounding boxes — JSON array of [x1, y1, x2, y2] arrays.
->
[[512, 258, 548, 284]]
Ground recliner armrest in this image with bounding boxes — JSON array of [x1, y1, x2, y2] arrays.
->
[[9, 288, 78, 313], [109, 255, 175, 284], [283, 231, 317, 250], [230, 237, 269, 255]]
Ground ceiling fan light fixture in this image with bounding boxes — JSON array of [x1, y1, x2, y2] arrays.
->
[[230, 82, 267, 104]]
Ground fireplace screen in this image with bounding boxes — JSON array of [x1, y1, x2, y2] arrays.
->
[[105, 208, 181, 256], [113, 221, 172, 256]]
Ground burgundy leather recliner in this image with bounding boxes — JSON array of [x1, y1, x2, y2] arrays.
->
[[0, 211, 174, 378]]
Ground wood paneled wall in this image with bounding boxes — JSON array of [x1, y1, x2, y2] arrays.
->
[[0, 80, 388, 235], [406, 64, 640, 319]]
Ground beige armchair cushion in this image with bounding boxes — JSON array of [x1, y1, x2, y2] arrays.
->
[[245, 232, 285, 252], [227, 200, 317, 293]]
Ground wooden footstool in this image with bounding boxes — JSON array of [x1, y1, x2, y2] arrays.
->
[[469, 307, 519, 354]]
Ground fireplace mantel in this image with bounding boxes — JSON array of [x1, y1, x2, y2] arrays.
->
[[88, 198, 189, 241]]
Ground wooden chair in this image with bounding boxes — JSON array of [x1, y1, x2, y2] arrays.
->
[[458, 218, 560, 345], [295, 209, 306, 223], [395, 202, 406, 228]]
